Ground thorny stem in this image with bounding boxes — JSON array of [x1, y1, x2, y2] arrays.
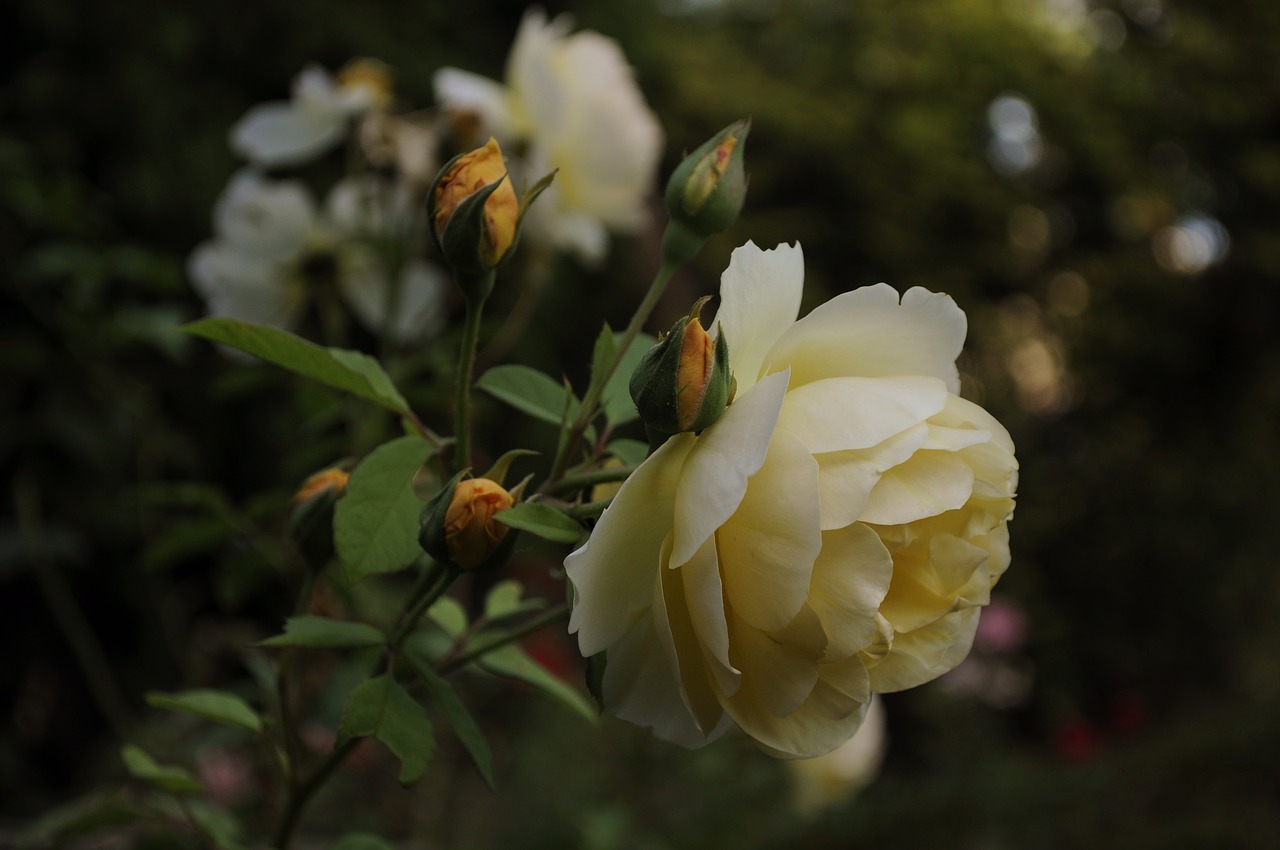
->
[[271, 560, 456, 850], [547, 464, 637, 497], [547, 260, 679, 487], [453, 288, 489, 472], [437, 602, 570, 676]]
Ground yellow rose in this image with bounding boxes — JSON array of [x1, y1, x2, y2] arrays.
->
[[565, 241, 1018, 758], [443, 477, 515, 569], [432, 137, 519, 270]]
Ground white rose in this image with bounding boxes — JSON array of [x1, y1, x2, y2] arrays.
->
[[564, 241, 1017, 758], [189, 171, 446, 344], [230, 63, 386, 168], [434, 10, 663, 263]]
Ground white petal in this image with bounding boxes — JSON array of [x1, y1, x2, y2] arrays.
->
[[671, 369, 789, 569], [566, 434, 694, 656], [878, 533, 991, 633], [728, 612, 821, 719], [188, 243, 302, 330], [710, 242, 805, 392], [433, 67, 516, 142], [545, 34, 662, 227], [506, 9, 573, 135], [724, 674, 869, 759], [214, 170, 316, 257], [680, 534, 740, 697], [861, 450, 975, 526], [808, 523, 894, 660], [868, 606, 981, 693], [653, 536, 725, 735], [338, 255, 448, 345], [813, 425, 927, 530], [766, 283, 967, 393], [230, 102, 346, 168], [292, 64, 338, 105], [388, 261, 449, 343], [776, 376, 947, 454], [717, 428, 822, 633], [601, 614, 711, 749]]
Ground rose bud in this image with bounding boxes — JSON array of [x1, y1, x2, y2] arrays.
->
[[667, 119, 749, 236], [630, 295, 734, 440], [289, 465, 351, 569], [429, 137, 520, 274], [420, 475, 516, 570]]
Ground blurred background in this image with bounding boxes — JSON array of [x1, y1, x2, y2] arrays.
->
[[4, 0, 1280, 847]]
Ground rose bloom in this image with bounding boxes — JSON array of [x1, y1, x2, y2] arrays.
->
[[434, 9, 663, 263], [230, 61, 391, 168], [564, 242, 1017, 758], [189, 170, 447, 344]]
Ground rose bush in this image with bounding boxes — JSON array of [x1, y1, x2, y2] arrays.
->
[[565, 241, 1018, 758]]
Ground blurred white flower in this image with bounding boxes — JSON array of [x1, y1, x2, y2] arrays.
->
[[189, 170, 446, 344], [231, 61, 392, 168], [434, 9, 664, 263], [789, 696, 888, 817], [358, 110, 442, 193]]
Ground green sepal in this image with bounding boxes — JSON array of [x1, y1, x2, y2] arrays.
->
[[418, 469, 469, 566], [628, 299, 733, 438]]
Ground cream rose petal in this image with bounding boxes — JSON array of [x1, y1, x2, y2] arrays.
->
[[807, 524, 895, 660], [653, 536, 725, 736], [776, 376, 947, 454], [671, 369, 789, 568], [729, 614, 822, 720], [860, 450, 976, 526], [679, 534, 740, 697], [711, 242, 805, 391], [716, 427, 822, 633], [767, 284, 967, 393], [727, 674, 871, 760], [868, 606, 982, 693], [813, 425, 929, 530], [566, 434, 694, 656], [602, 614, 715, 748]]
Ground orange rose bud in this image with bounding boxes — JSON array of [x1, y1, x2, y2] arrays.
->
[[430, 137, 519, 272], [442, 477, 514, 569], [630, 296, 734, 439], [293, 467, 350, 504]]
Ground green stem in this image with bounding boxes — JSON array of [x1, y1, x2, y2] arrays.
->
[[388, 560, 459, 650], [453, 286, 490, 472], [548, 260, 679, 485], [566, 499, 612, 519], [271, 559, 457, 849], [547, 464, 637, 497], [271, 738, 359, 850], [437, 602, 570, 676]]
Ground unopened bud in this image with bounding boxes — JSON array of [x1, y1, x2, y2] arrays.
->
[[629, 296, 734, 438], [429, 138, 520, 274], [290, 466, 351, 569], [420, 475, 515, 570], [665, 120, 750, 239]]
